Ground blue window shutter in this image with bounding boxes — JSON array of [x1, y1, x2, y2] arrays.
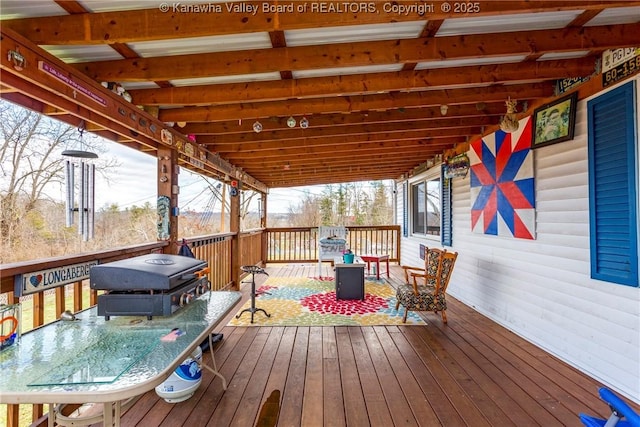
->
[[587, 81, 638, 287], [441, 166, 453, 246], [402, 181, 408, 237]]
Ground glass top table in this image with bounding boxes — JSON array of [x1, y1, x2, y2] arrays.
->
[[0, 290, 241, 424]]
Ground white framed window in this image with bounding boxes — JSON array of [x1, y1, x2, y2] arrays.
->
[[410, 170, 441, 237]]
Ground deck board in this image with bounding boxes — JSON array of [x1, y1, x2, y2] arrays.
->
[[112, 263, 622, 427]]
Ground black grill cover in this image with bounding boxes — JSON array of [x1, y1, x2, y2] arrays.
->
[[90, 253, 207, 291]]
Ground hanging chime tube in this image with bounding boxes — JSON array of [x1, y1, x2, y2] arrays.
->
[[65, 160, 74, 227], [88, 163, 95, 240], [83, 162, 90, 241], [79, 161, 86, 239]]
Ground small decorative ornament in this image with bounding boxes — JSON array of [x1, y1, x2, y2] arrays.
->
[[8, 47, 26, 71], [286, 116, 296, 128], [499, 98, 519, 133], [161, 129, 173, 145], [299, 117, 309, 129], [444, 153, 471, 178], [184, 142, 194, 157], [253, 121, 263, 133]]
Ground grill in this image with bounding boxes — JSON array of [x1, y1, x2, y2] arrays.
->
[[90, 254, 210, 320]]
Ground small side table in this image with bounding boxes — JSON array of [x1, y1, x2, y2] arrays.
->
[[333, 257, 365, 300], [360, 254, 390, 280]]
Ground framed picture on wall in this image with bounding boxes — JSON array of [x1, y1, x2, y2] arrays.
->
[[532, 92, 578, 148]]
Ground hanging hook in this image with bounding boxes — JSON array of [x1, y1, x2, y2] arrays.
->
[[77, 120, 86, 138]]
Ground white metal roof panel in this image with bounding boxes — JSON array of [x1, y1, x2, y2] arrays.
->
[[285, 22, 425, 46], [538, 51, 591, 61], [0, 0, 67, 18], [121, 81, 160, 90], [78, 0, 172, 12], [292, 64, 404, 79], [584, 6, 640, 26], [415, 55, 527, 70], [436, 10, 583, 36], [128, 33, 273, 58], [40, 45, 125, 63], [170, 72, 282, 87]]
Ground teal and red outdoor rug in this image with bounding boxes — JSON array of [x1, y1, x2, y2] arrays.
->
[[228, 276, 426, 326]]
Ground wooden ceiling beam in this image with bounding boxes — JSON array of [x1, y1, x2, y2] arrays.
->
[[222, 137, 464, 160], [251, 154, 436, 169], [258, 170, 410, 184], [179, 103, 502, 135], [258, 164, 429, 185], [259, 164, 422, 178], [208, 128, 479, 153], [74, 24, 636, 83], [4, 1, 638, 45], [263, 175, 397, 188], [200, 120, 489, 145], [0, 72, 159, 150], [158, 83, 552, 122], [206, 116, 491, 141], [225, 142, 462, 163], [129, 57, 594, 106], [0, 27, 268, 192]]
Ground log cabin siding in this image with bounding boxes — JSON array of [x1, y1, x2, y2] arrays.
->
[[397, 76, 639, 402]]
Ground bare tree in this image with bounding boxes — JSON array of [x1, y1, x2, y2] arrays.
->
[[0, 100, 117, 260], [287, 191, 322, 226]]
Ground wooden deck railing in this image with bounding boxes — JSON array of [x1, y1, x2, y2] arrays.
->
[[0, 242, 169, 332], [266, 225, 400, 263], [0, 225, 398, 426], [0, 226, 398, 331]]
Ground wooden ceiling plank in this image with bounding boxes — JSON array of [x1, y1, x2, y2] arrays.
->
[[205, 117, 490, 141], [128, 57, 594, 106], [179, 104, 502, 134], [246, 150, 454, 168], [75, 24, 635, 83], [0, 27, 267, 192], [208, 128, 481, 153], [254, 155, 432, 168], [1, 71, 158, 150], [158, 83, 552, 122], [222, 138, 465, 159], [197, 123, 484, 149], [5, 1, 638, 44]]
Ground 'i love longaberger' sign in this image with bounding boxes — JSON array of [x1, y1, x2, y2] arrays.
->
[[15, 261, 98, 296]]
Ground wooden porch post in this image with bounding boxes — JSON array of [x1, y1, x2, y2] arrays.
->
[[229, 181, 241, 290], [157, 146, 179, 253], [261, 192, 267, 265]]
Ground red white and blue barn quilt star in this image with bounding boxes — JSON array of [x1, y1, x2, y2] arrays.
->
[[469, 117, 536, 239]]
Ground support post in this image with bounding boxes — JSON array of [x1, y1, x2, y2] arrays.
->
[[157, 146, 179, 253], [230, 181, 241, 290], [260, 192, 267, 265]]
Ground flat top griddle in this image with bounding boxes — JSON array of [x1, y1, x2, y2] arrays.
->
[[90, 253, 207, 291]]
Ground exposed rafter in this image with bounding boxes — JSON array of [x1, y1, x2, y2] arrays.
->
[[1, 0, 639, 188], [73, 25, 635, 83]]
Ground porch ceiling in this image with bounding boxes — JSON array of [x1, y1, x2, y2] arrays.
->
[[1, 1, 638, 189]]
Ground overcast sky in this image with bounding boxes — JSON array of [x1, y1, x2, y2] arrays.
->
[[80, 142, 320, 214], [51, 140, 389, 215]]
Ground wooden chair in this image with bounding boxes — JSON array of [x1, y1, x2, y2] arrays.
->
[[395, 248, 458, 323]]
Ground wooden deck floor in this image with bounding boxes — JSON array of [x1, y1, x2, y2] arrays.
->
[[114, 264, 617, 427]]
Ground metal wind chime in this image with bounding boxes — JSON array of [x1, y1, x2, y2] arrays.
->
[[63, 123, 98, 241]]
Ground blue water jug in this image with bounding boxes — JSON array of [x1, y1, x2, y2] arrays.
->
[[343, 253, 354, 263]]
